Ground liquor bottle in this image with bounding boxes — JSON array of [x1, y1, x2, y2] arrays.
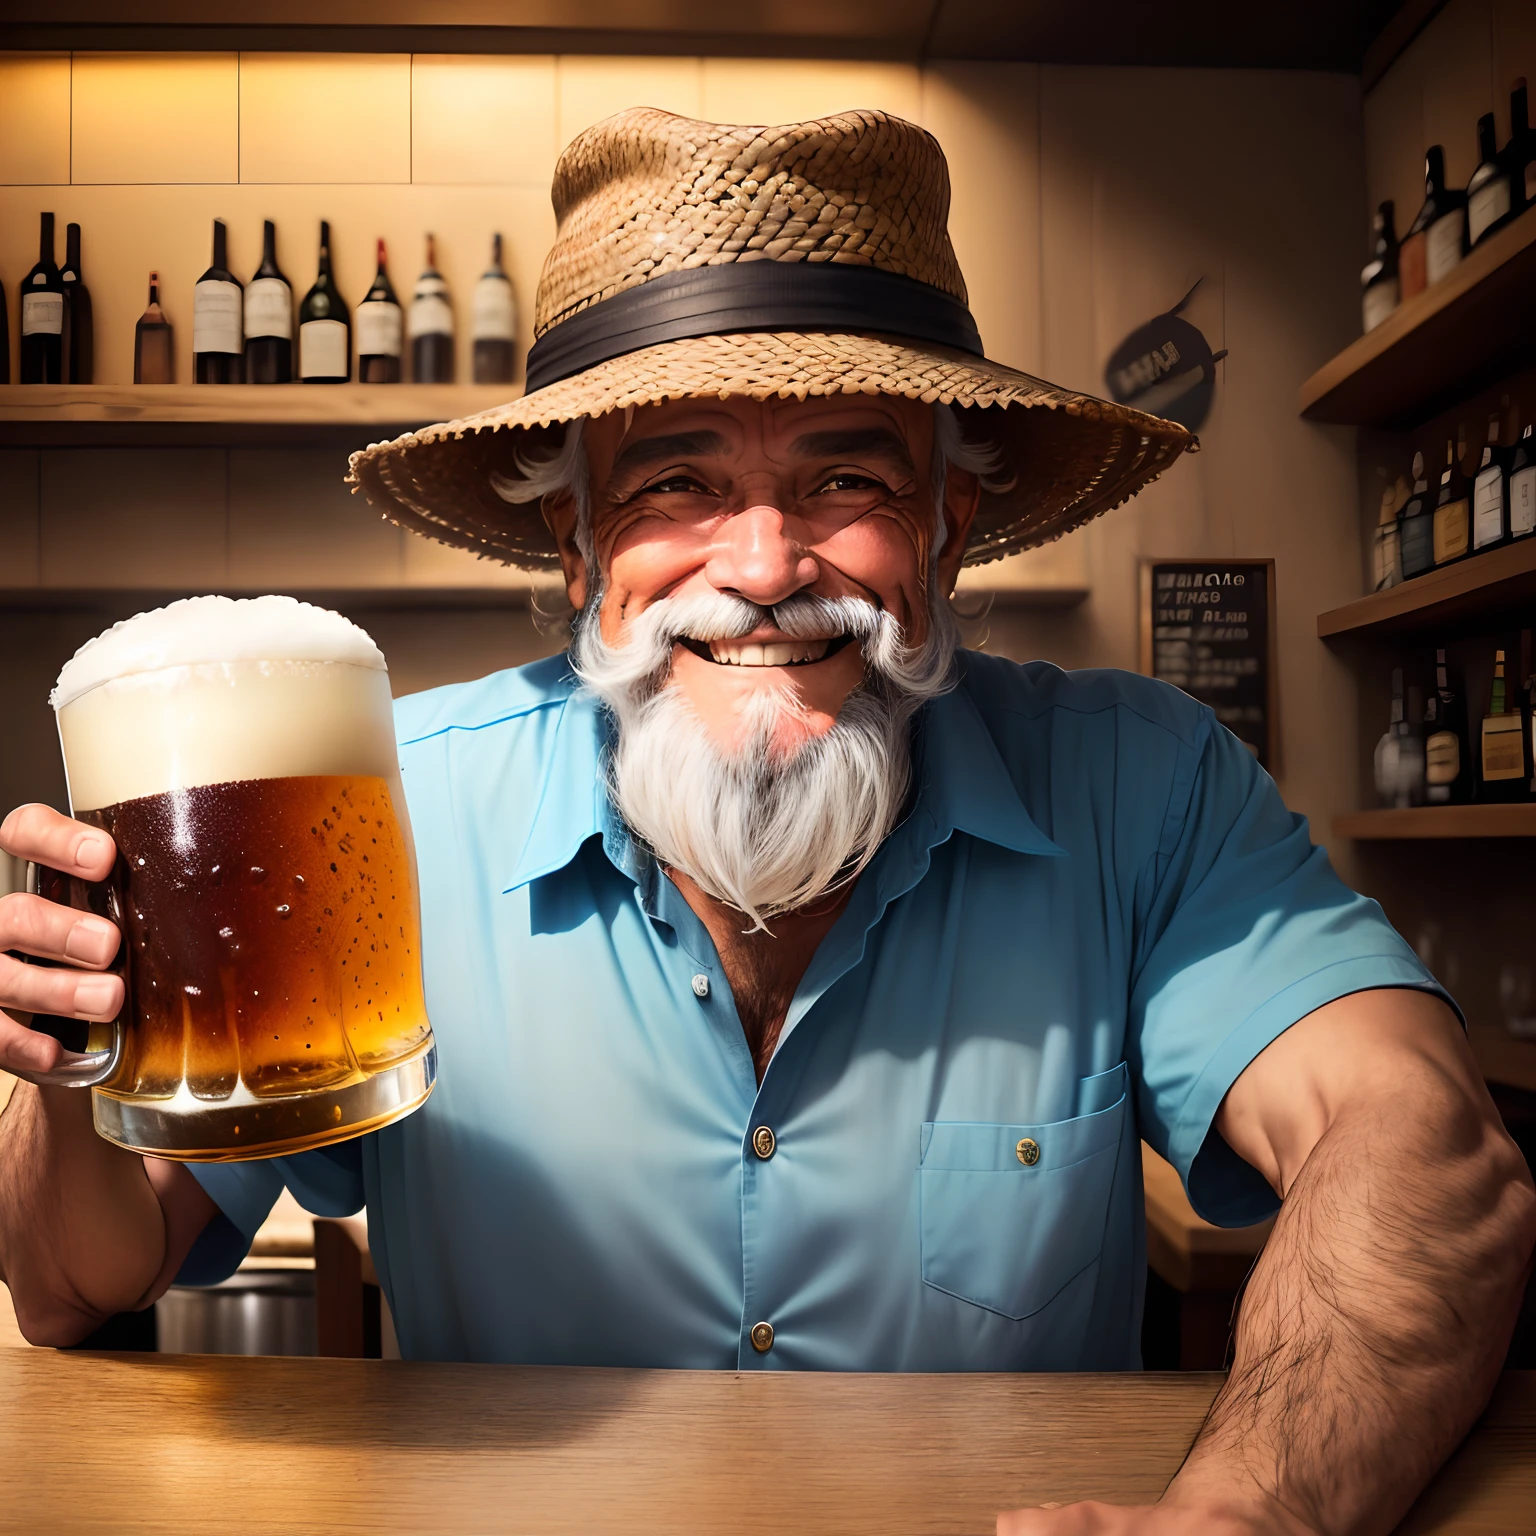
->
[[409, 234, 454, 383], [1424, 648, 1471, 805], [1372, 473, 1404, 590], [1400, 147, 1466, 299], [19, 211, 64, 384], [193, 218, 244, 384], [1478, 648, 1527, 802], [356, 239, 403, 384], [1467, 112, 1516, 247], [1510, 423, 1536, 541], [1375, 669, 1425, 809], [133, 272, 174, 385], [298, 221, 350, 384], [472, 233, 516, 384], [1432, 433, 1470, 566], [60, 221, 93, 385], [1511, 79, 1535, 213], [1398, 452, 1434, 579], [1471, 412, 1509, 552], [1361, 202, 1400, 334], [244, 219, 293, 385]]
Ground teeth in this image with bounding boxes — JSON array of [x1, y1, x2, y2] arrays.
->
[[705, 637, 834, 666]]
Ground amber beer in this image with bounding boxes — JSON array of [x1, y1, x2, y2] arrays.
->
[[43, 595, 435, 1160]]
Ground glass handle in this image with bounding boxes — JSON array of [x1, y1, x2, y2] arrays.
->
[[6, 862, 126, 1090]]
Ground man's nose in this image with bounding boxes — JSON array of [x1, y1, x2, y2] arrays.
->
[[704, 504, 820, 607]]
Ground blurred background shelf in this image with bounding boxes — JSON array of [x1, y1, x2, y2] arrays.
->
[[1333, 806, 1536, 839], [1316, 539, 1536, 640], [1298, 207, 1536, 429], [1470, 1025, 1536, 1095], [0, 384, 519, 446]]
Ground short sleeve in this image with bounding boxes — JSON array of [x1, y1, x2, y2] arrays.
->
[[1129, 715, 1454, 1227], [176, 1138, 368, 1287]]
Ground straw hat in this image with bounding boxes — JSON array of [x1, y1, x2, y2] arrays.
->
[[347, 107, 1194, 570]]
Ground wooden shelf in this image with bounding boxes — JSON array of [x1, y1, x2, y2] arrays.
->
[[1298, 206, 1536, 428], [1469, 1024, 1536, 1094], [1333, 805, 1536, 839], [1316, 537, 1536, 639], [0, 383, 520, 445]]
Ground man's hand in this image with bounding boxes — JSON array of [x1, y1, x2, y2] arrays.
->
[[999, 989, 1536, 1536], [0, 803, 216, 1346]]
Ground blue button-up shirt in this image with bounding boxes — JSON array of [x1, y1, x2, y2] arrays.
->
[[186, 650, 1443, 1370]]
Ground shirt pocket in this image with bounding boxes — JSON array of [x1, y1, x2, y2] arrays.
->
[[919, 1065, 1129, 1322]]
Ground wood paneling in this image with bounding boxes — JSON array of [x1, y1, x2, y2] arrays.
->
[[697, 59, 920, 126], [555, 55, 703, 152], [238, 53, 412, 184], [1335, 806, 1536, 838], [0, 53, 70, 186], [410, 54, 558, 187], [71, 52, 238, 185]]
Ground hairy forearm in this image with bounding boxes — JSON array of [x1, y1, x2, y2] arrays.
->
[[1175, 1065, 1536, 1536], [0, 1081, 168, 1345]]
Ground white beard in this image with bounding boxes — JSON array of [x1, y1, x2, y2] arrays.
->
[[571, 588, 959, 928]]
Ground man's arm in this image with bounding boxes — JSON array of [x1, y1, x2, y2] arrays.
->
[[0, 803, 219, 1346], [999, 987, 1536, 1536]]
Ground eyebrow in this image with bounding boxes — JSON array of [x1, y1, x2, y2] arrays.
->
[[790, 428, 915, 469], [610, 431, 730, 477]]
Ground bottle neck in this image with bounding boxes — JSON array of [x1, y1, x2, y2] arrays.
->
[[65, 223, 81, 273], [38, 212, 54, 264], [212, 220, 228, 271]]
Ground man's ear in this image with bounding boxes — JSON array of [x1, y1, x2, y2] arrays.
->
[[935, 466, 982, 598], [543, 492, 589, 611]]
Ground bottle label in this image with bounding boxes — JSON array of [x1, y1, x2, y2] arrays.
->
[[1512, 465, 1536, 537], [193, 278, 243, 355], [1482, 714, 1524, 779], [408, 293, 453, 340], [245, 277, 293, 341], [356, 300, 403, 357], [299, 318, 348, 379], [1425, 212, 1465, 284], [1432, 497, 1469, 563], [1472, 469, 1505, 549], [1362, 279, 1398, 333], [1398, 232, 1427, 299], [1400, 508, 1434, 575], [472, 278, 515, 341], [21, 292, 63, 336], [1426, 730, 1460, 785], [1468, 178, 1511, 244]]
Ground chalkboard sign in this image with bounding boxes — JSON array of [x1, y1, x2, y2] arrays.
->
[[1139, 559, 1279, 771]]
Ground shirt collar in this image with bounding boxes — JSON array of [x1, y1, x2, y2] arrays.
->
[[502, 653, 1064, 893]]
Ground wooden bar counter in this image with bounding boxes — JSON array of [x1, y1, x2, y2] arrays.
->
[[0, 1352, 1531, 1534]]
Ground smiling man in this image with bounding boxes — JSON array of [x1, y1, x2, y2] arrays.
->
[[1, 108, 1532, 1536]]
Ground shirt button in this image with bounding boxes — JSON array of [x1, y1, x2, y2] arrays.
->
[[1016, 1137, 1041, 1166], [749, 1321, 775, 1353], [752, 1125, 776, 1160], [691, 974, 710, 998]]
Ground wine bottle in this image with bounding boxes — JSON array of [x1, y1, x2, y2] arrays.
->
[[1510, 423, 1536, 541], [1432, 433, 1471, 566], [1424, 648, 1471, 805], [357, 239, 403, 384], [60, 221, 93, 385], [1400, 147, 1466, 300], [19, 211, 64, 384], [1467, 112, 1516, 248], [244, 219, 294, 385], [1472, 412, 1509, 553], [1361, 201, 1399, 334], [299, 220, 350, 384], [1478, 648, 1526, 802], [133, 271, 174, 385], [1372, 472, 1404, 591], [1511, 79, 1535, 212], [1398, 452, 1434, 579], [193, 218, 244, 384], [1374, 669, 1425, 809], [472, 233, 516, 384], [409, 234, 454, 383]]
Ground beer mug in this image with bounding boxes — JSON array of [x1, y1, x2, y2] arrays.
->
[[15, 595, 436, 1161]]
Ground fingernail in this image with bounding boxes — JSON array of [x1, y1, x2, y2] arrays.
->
[[73, 832, 111, 868], [73, 977, 119, 1018], [63, 916, 117, 964]]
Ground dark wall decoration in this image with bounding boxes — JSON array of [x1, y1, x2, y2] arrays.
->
[[1104, 280, 1228, 433]]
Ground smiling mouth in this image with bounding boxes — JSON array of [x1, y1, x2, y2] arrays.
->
[[678, 635, 858, 668]]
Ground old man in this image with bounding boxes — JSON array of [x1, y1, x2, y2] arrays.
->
[[1, 109, 1532, 1535]]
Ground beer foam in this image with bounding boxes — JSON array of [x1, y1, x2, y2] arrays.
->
[[52, 595, 386, 710]]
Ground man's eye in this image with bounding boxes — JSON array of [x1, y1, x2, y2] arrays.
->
[[643, 474, 713, 495], [815, 472, 885, 494]]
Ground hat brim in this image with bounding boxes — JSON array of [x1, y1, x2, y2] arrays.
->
[[346, 331, 1195, 571]]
